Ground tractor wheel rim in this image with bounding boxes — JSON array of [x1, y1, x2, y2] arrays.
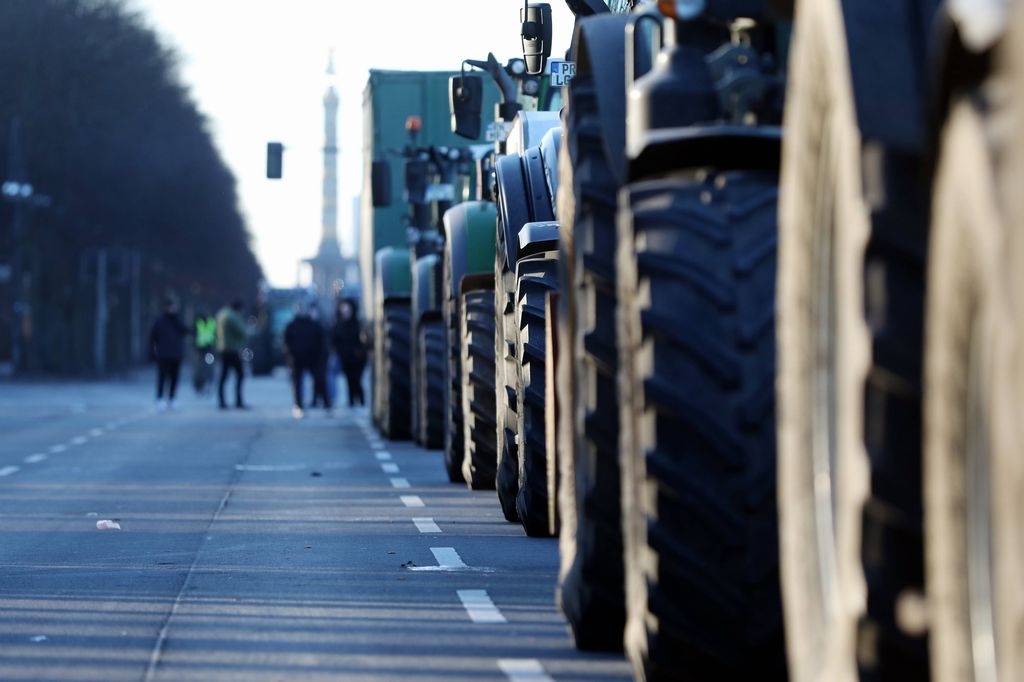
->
[[810, 121, 841, 622], [966, 322, 998, 682]]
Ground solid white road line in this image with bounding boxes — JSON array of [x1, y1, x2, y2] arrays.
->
[[381, 463, 400, 474], [400, 495, 425, 508], [497, 659, 554, 682], [375, 452, 393, 461], [0, 466, 20, 477], [457, 590, 507, 624], [412, 518, 442, 534], [235, 464, 306, 472], [48, 445, 67, 454], [24, 454, 46, 464], [390, 478, 410, 489]]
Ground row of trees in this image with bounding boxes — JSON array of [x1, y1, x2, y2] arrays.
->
[[0, 0, 262, 374]]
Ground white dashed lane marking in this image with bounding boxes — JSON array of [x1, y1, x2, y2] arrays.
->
[[498, 659, 554, 682], [89, 428, 104, 437], [24, 454, 46, 464], [400, 495, 425, 508], [70, 436, 88, 446], [457, 590, 507, 624], [390, 478, 410, 489], [48, 445, 67, 454], [0, 466, 20, 477], [381, 463, 399, 474], [412, 518, 441, 534], [375, 452, 393, 461]]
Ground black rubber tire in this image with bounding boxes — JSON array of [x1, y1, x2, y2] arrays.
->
[[379, 299, 412, 440], [858, 158, 931, 682], [495, 240, 520, 522], [461, 289, 498, 490], [416, 316, 446, 450], [618, 170, 786, 681], [514, 252, 560, 538], [556, 59, 626, 651], [444, 248, 466, 483]]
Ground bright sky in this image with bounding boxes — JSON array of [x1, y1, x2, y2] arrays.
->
[[131, 1, 578, 287]]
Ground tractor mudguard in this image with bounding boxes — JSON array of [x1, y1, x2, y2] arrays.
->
[[495, 149, 556, 272], [444, 201, 498, 297], [628, 125, 782, 182], [375, 247, 412, 301], [538, 128, 562, 216], [413, 254, 442, 322], [518, 221, 560, 261], [572, 13, 631, 185], [840, 0, 942, 154]]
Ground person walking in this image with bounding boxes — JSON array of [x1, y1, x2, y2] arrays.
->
[[149, 298, 188, 411], [216, 299, 248, 410], [192, 309, 217, 394], [284, 303, 331, 419], [308, 305, 331, 410], [331, 299, 367, 408]]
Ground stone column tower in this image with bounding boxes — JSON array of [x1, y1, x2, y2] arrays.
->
[[305, 52, 346, 303]]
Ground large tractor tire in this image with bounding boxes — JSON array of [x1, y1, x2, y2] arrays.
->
[[776, 1, 872, 680], [444, 239, 466, 483], [495, 226, 521, 522], [416, 314, 446, 450], [556, 16, 628, 651], [618, 169, 785, 680], [461, 288, 498, 489], [924, 91, 1024, 682], [378, 299, 412, 440], [514, 251, 560, 538]]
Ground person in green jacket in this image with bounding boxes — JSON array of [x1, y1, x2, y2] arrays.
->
[[216, 299, 248, 409]]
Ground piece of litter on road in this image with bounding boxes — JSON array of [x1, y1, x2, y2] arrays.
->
[[310, 471, 322, 477], [400, 560, 417, 568], [95, 520, 121, 530], [387, 551, 396, 555], [30, 635, 47, 643]]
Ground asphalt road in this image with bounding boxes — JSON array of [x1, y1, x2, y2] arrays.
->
[[0, 372, 631, 682]]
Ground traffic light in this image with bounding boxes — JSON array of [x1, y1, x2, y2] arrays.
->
[[266, 142, 283, 179]]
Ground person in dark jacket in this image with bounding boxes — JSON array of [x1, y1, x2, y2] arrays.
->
[[331, 299, 367, 408], [284, 302, 331, 418], [149, 298, 188, 411]]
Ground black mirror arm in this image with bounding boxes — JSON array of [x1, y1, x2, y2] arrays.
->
[[464, 53, 518, 104]]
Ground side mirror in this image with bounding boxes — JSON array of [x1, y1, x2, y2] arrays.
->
[[266, 142, 283, 179], [521, 3, 553, 75], [371, 159, 392, 207], [450, 74, 484, 140]]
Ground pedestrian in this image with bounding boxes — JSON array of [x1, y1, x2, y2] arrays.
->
[[216, 299, 248, 410], [332, 298, 367, 408], [308, 304, 331, 409], [192, 309, 217, 394], [284, 302, 331, 419], [149, 297, 188, 411]]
